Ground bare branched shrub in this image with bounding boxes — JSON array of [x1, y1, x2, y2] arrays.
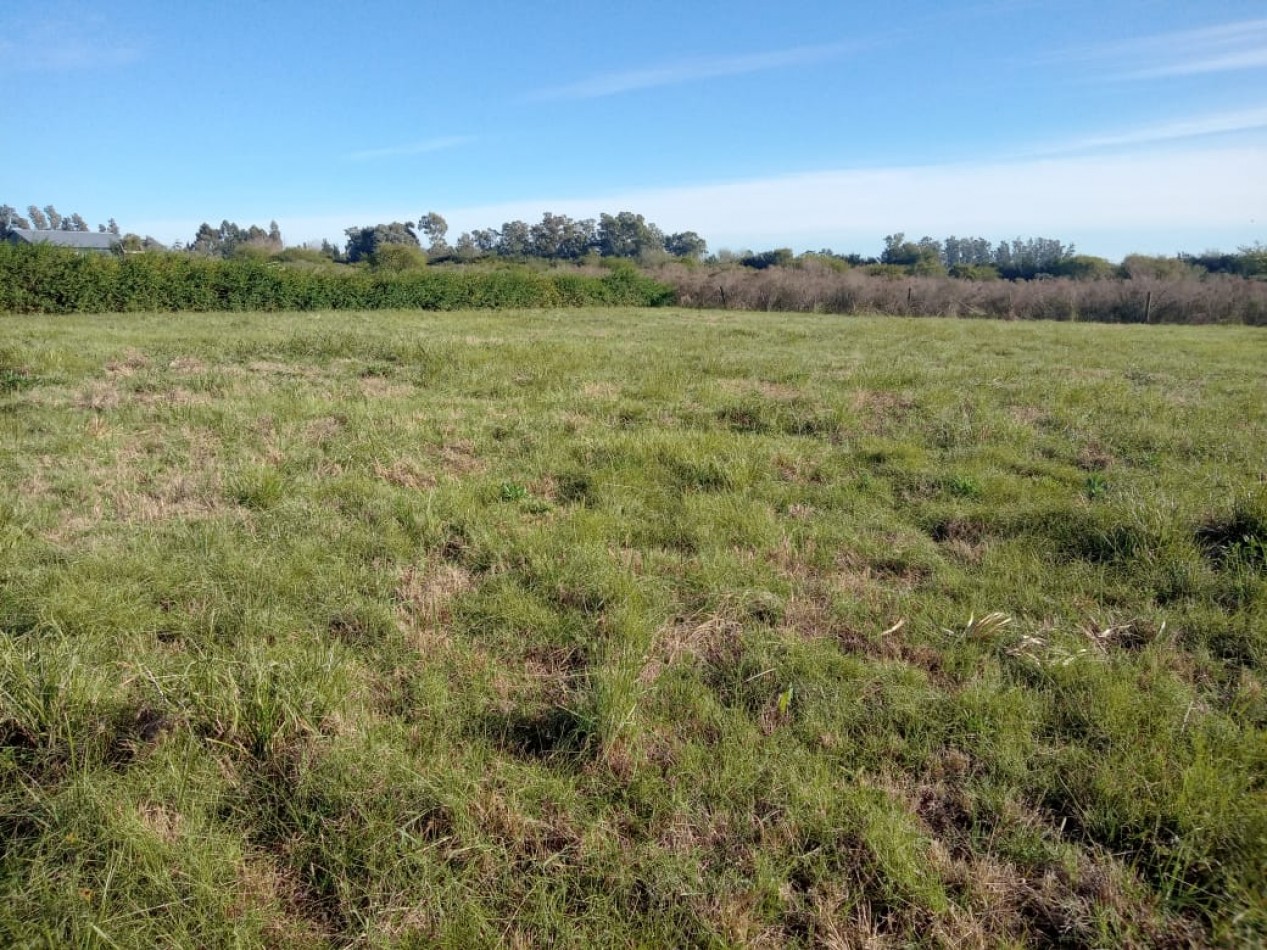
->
[[655, 263, 1267, 325]]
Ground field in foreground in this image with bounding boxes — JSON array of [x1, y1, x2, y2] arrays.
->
[[1, 308, 1264, 947]]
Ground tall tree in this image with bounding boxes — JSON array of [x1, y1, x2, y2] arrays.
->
[[0, 205, 31, 235], [27, 206, 49, 230], [454, 232, 479, 259], [43, 205, 63, 230], [596, 211, 664, 258], [417, 212, 449, 253], [470, 228, 500, 254], [496, 220, 532, 257], [993, 237, 1075, 278], [66, 213, 89, 232], [530, 212, 594, 260]]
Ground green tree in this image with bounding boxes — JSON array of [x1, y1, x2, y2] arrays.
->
[[665, 231, 708, 260], [880, 233, 920, 266], [881, 233, 942, 272], [597, 211, 664, 258], [43, 205, 63, 230], [994, 237, 1075, 278], [27, 206, 48, 230], [530, 212, 594, 260], [343, 222, 419, 263], [1237, 242, 1267, 277], [470, 228, 499, 254], [497, 220, 532, 257], [944, 235, 993, 267], [418, 212, 449, 254], [454, 232, 478, 260], [188, 220, 281, 257]]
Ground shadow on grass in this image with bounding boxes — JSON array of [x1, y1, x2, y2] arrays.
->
[[482, 705, 595, 762]]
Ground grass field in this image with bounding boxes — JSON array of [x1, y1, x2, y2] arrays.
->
[[1, 308, 1264, 947]]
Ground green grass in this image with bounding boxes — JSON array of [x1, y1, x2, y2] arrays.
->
[[1, 308, 1264, 947]]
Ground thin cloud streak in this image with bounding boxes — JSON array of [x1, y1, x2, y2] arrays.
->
[[1051, 17, 1267, 81], [527, 41, 859, 100], [344, 136, 474, 161], [1029, 106, 1267, 155], [1123, 48, 1267, 80]]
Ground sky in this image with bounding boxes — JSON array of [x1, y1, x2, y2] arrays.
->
[[3, 0, 1266, 261]]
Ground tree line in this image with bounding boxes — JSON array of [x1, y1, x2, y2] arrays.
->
[[1, 204, 119, 237], [341, 211, 708, 265], [5, 199, 1263, 281]]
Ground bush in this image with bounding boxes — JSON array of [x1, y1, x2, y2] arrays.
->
[[369, 245, 427, 273]]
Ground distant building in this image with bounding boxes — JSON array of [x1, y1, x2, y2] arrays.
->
[[5, 228, 120, 253]]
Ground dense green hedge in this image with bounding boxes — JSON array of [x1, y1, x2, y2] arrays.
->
[[0, 245, 676, 313]]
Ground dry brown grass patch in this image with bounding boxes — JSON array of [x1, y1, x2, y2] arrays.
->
[[852, 390, 916, 433], [75, 381, 123, 411], [1076, 440, 1116, 471], [106, 348, 150, 376], [875, 774, 1206, 948], [373, 458, 436, 490], [303, 415, 344, 445], [836, 549, 928, 592], [521, 645, 586, 703], [395, 562, 472, 651], [434, 439, 482, 476], [113, 475, 227, 524], [235, 853, 335, 945], [168, 355, 207, 374], [1008, 405, 1048, 427], [133, 386, 210, 408], [639, 613, 745, 686], [135, 801, 185, 844]]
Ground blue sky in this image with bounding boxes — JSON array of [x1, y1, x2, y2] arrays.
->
[[3, 0, 1266, 260]]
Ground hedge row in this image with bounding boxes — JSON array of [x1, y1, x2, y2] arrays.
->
[[0, 246, 675, 314]]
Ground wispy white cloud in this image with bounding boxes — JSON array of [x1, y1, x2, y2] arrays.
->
[[439, 147, 1266, 245], [344, 136, 475, 161], [0, 14, 141, 71], [183, 144, 1264, 261], [1053, 18, 1267, 80], [527, 41, 861, 101], [1030, 105, 1267, 155]]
